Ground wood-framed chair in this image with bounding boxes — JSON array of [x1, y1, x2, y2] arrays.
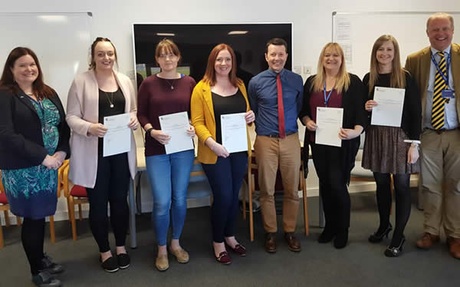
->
[[0, 171, 21, 249], [46, 160, 70, 244], [62, 163, 89, 240], [243, 152, 309, 242]]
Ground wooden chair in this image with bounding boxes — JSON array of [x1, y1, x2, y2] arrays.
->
[[46, 160, 70, 244], [62, 163, 89, 240], [0, 171, 21, 249], [243, 152, 309, 242]]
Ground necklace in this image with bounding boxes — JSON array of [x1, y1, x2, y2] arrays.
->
[[165, 79, 176, 90], [103, 91, 115, 108]]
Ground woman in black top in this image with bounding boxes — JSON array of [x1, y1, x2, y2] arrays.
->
[[362, 35, 421, 257], [0, 47, 70, 287], [300, 42, 367, 249]]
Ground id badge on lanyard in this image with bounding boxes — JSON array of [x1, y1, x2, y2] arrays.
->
[[432, 52, 455, 101]]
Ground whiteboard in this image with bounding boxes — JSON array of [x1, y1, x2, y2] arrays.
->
[[0, 12, 92, 107], [332, 11, 460, 79]]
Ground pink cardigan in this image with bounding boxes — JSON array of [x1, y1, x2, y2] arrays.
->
[[66, 70, 137, 188]]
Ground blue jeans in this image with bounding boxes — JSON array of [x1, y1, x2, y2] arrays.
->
[[145, 150, 195, 246], [202, 152, 248, 243]]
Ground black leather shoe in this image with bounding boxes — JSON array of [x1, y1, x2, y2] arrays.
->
[[334, 229, 349, 249], [265, 233, 277, 253], [284, 233, 301, 252], [39, 254, 64, 274], [384, 237, 405, 257], [32, 271, 62, 287], [368, 224, 392, 243]]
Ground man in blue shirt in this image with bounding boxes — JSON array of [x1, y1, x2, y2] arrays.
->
[[248, 38, 304, 253]]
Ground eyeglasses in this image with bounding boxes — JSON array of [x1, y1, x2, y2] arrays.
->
[[158, 53, 177, 59]]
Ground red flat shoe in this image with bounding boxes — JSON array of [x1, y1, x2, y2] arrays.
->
[[227, 244, 247, 257], [215, 251, 232, 265]]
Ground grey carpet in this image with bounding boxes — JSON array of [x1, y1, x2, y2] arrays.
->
[[1, 190, 459, 287]]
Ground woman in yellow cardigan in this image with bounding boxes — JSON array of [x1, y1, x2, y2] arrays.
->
[[191, 43, 254, 265]]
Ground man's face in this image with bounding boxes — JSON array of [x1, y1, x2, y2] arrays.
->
[[427, 17, 454, 51], [265, 44, 287, 73]]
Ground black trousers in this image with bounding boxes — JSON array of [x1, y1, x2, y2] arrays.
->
[[311, 143, 351, 231], [86, 153, 130, 253]]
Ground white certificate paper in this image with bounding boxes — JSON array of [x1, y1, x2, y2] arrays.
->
[[315, 107, 344, 147], [221, 112, 248, 153], [159, 111, 194, 154], [103, 113, 131, 157], [371, 86, 405, 127]]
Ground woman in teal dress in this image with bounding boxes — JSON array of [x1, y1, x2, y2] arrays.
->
[[0, 47, 70, 287]]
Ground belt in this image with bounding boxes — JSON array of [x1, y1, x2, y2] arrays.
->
[[426, 128, 460, 134], [265, 131, 296, 138]]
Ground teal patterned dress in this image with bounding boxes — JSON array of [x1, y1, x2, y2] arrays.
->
[[1, 98, 60, 219]]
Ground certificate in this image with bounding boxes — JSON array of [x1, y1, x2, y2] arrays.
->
[[315, 107, 343, 147], [103, 113, 131, 157], [159, 111, 194, 154], [221, 112, 248, 153], [371, 86, 405, 127]]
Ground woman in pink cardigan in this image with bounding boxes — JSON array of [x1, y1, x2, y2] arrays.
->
[[66, 37, 138, 273]]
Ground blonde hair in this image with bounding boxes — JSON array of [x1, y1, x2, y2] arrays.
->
[[368, 35, 406, 94], [311, 42, 350, 94]]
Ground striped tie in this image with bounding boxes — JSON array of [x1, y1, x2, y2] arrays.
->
[[431, 51, 447, 130]]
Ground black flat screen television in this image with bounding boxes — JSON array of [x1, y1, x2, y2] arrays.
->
[[132, 23, 292, 88]]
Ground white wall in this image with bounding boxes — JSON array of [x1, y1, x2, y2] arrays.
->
[[1, 1, 456, 222], [2, 0, 458, 83]]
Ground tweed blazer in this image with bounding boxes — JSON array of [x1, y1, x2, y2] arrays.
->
[[66, 70, 137, 188], [191, 80, 251, 164], [405, 43, 460, 126]]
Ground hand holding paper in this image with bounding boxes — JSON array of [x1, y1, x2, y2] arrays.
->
[[315, 107, 344, 147], [371, 86, 405, 127], [221, 112, 248, 153], [103, 113, 131, 157], [150, 129, 171, 145], [159, 111, 194, 154]]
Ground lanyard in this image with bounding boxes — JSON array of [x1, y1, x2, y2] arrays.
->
[[431, 52, 451, 88], [323, 82, 333, 107]]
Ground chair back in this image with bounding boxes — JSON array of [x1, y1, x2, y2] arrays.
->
[[0, 170, 6, 204]]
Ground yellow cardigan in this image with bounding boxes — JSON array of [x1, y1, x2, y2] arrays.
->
[[191, 80, 252, 164]]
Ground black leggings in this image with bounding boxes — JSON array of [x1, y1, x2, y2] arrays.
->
[[86, 153, 130, 253], [311, 143, 351, 232], [22, 217, 45, 275], [373, 172, 411, 246]]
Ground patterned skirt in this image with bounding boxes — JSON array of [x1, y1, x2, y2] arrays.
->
[[1, 165, 58, 219], [362, 126, 420, 174]]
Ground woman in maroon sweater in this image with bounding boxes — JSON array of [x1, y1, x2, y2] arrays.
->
[[137, 39, 196, 272]]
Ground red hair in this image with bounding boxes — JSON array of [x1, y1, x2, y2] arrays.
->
[[202, 43, 241, 87]]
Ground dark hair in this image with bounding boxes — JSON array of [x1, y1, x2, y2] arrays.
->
[[0, 47, 53, 98], [202, 43, 241, 87], [265, 38, 288, 53], [155, 38, 181, 63], [89, 37, 118, 70]]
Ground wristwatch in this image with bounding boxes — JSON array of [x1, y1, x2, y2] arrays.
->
[[146, 127, 154, 137]]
